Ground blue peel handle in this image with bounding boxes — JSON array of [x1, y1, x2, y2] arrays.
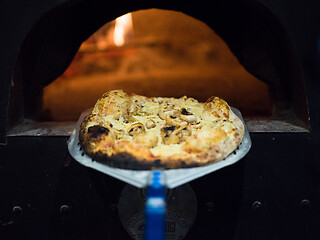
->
[[144, 171, 166, 240]]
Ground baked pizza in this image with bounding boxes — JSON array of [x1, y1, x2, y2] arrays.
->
[[79, 90, 244, 170]]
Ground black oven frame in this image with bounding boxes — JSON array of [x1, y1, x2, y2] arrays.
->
[[1, 0, 320, 239]]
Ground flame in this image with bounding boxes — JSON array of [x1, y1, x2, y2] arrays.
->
[[114, 13, 133, 47]]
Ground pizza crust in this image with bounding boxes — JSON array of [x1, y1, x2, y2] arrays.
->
[[79, 90, 244, 170]]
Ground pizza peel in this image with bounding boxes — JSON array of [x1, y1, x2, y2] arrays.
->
[[68, 108, 251, 189]]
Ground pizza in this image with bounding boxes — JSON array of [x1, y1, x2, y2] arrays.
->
[[79, 90, 244, 170]]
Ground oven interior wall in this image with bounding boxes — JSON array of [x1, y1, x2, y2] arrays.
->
[[40, 9, 273, 121], [7, 0, 308, 129]]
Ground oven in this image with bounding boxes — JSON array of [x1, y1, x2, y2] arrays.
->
[[0, 0, 319, 239]]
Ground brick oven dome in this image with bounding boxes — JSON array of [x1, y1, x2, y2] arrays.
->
[[2, 0, 309, 141]]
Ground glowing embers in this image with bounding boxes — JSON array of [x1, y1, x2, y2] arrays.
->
[[41, 9, 272, 121]]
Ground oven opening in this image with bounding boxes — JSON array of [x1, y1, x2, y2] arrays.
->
[[7, 2, 309, 136], [42, 9, 272, 121]]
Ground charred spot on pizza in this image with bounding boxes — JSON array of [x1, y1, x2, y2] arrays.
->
[[160, 124, 192, 145], [181, 108, 192, 115], [176, 160, 199, 168], [128, 123, 146, 136], [154, 159, 163, 167], [163, 125, 176, 132], [162, 126, 175, 138], [88, 125, 110, 138], [161, 125, 180, 144], [87, 125, 98, 132], [154, 159, 161, 164]]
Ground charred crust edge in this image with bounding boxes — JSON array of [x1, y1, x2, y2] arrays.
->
[[82, 149, 200, 170]]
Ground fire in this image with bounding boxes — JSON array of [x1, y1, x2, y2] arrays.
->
[[113, 13, 133, 47]]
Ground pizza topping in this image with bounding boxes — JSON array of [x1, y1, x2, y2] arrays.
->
[[191, 121, 202, 129], [161, 125, 179, 144], [157, 109, 169, 120], [158, 109, 179, 120], [177, 125, 192, 141], [145, 119, 156, 129], [164, 102, 175, 110], [181, 108, 192, 115], [162, 125, 176, 133], [161, 125, 176, 137], [160, 125, 192, 145], [122, 114, 137, 123], [179, 113, 197, 124], [128, 123, 146, 136], [157, 110, 166, 120], [167, 110, 179, 118]]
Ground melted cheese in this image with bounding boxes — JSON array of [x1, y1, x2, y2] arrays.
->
[[90, 90, 239, 158], [151, 144, 184, 157]]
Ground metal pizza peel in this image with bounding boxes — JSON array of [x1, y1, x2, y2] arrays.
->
[[67, 108, 251, 189]]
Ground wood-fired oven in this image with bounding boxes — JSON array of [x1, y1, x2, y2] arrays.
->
[[0, 0, 319, 239]]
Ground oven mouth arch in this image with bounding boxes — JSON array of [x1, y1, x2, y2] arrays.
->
[[7, 0, 309, 136]]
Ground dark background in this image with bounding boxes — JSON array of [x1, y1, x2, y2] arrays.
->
[[0, 0, 319, 239]]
